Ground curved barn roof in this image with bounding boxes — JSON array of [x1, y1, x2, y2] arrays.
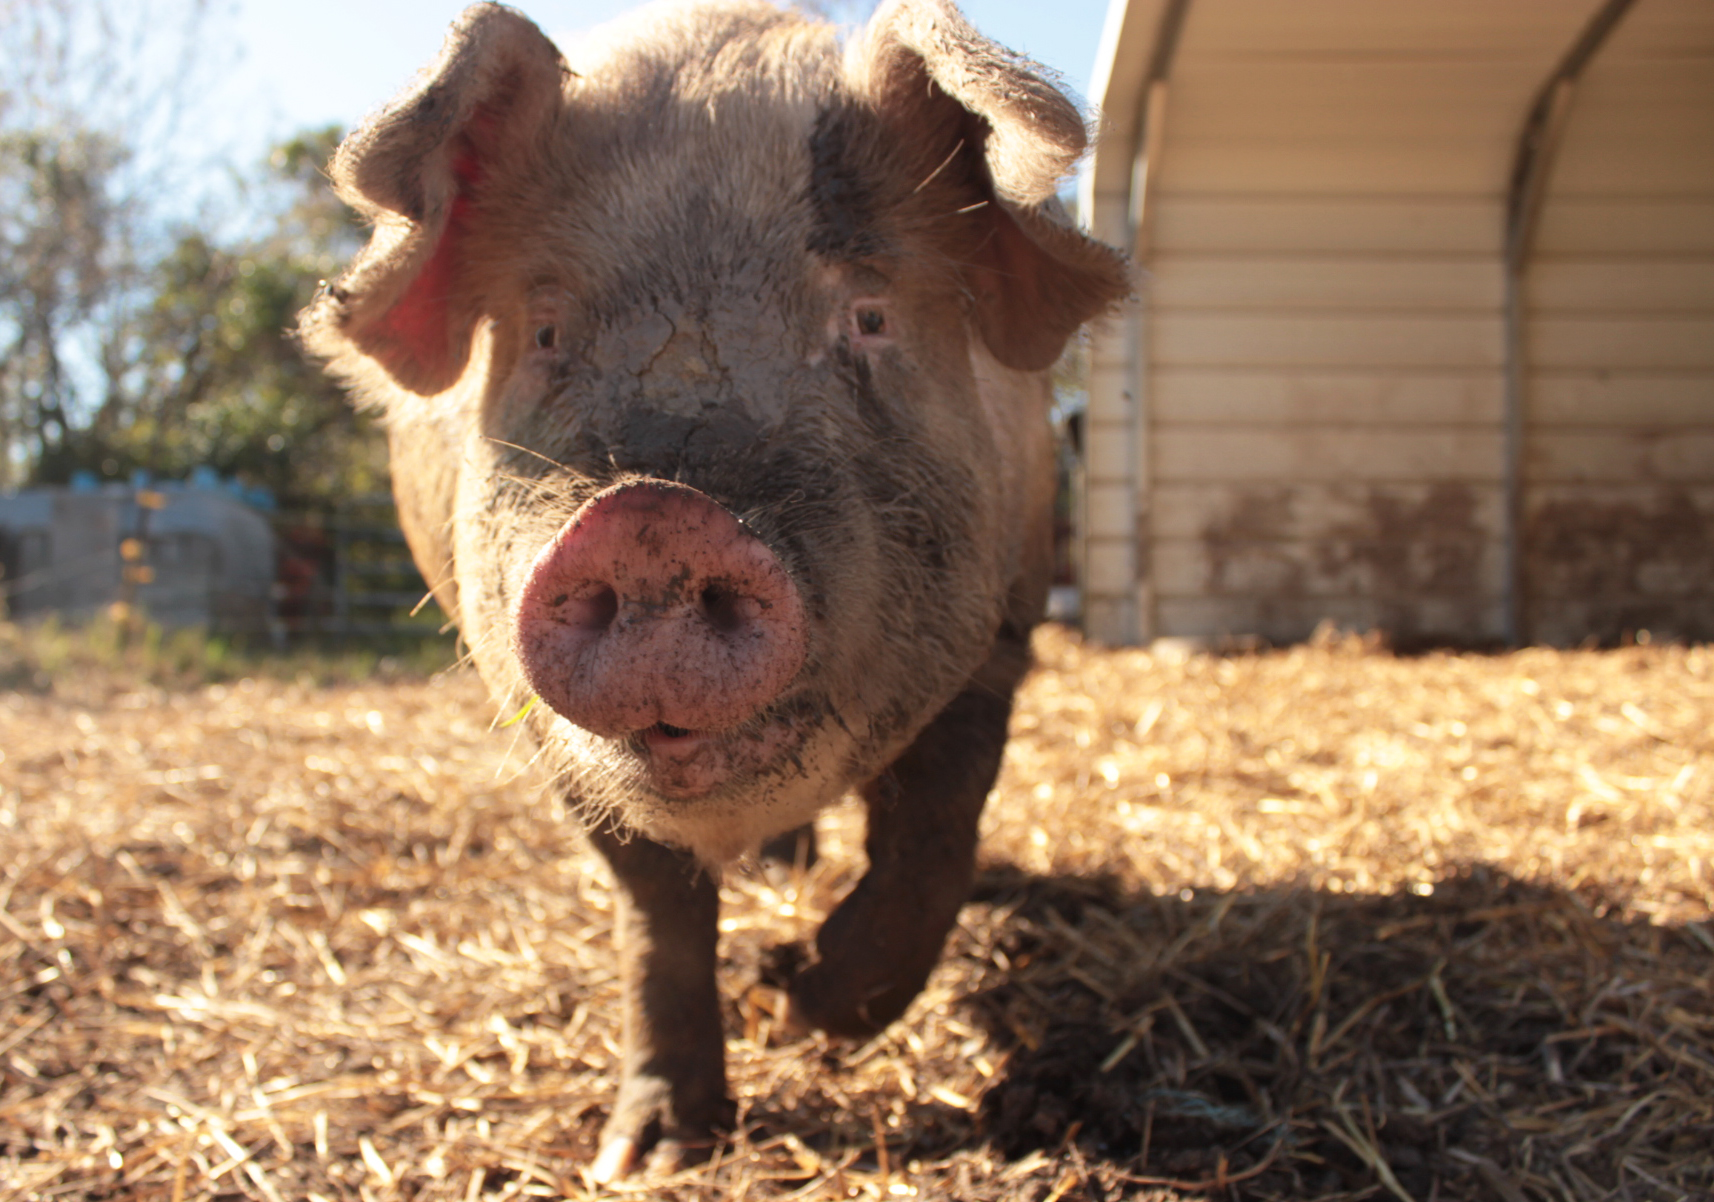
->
[[1085, 1, 1642, 233]]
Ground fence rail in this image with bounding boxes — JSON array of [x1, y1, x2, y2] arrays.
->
[[275, 495, 445, 641]]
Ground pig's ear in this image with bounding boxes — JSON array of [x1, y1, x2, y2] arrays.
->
[[851, 0, 1131, 372], [299, 4, 566, 396]]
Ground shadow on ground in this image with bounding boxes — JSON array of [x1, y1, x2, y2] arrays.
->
[[846, 862, 1714, 1200]]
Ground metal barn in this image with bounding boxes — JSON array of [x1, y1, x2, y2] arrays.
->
[[0, 482, 276, 633], [1077, 0, 1714, 646]]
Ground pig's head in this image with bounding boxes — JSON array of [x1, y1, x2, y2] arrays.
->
[[300, 0, 1126, 861]]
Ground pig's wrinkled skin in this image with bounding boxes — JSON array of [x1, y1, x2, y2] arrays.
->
[[300, 0, 1126, 1178]]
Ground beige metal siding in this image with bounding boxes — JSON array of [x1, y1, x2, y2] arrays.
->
[[1077, 0, 1173, 644], [1150, 371, 1503, 426], [1135, 0, 1607, 644], [1083, 0, 1710, 646], [1150, 197, 1502, 253], [1523, 0, 1714, 643]]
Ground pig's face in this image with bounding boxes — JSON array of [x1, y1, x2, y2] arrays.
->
[[466, 275, 1002, 858], [301, 0, 1126, 861]]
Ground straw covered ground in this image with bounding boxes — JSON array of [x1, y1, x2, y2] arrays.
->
[[1, 623, 1710, 1201]]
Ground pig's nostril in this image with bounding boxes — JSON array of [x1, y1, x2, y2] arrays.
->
[[588, 585, 619, 628], [700, 584, 758, 634], [557, 583, 618, 631]]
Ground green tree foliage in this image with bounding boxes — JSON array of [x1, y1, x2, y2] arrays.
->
[[42, 128, 388, 507], [0, 0, 385, 508]]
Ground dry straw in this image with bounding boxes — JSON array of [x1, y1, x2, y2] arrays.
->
[[1, 624, 1709, 1199]]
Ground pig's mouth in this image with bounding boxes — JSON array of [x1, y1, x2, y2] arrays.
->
[[612, 702, 814, 801]]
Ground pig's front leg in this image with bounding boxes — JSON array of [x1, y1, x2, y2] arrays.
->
[[587, 825, 731, 1182], [787, 631, 1029, 1036]]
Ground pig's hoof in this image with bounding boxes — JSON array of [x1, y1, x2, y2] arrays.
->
[[590, 1132, 720, 1184], [784, 970, 906, 1040], [592, 1082, 731, 1183], [589, 1136, 637, 1185]]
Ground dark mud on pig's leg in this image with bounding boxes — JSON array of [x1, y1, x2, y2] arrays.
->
[[587, 824, 732, 1182], [787, 628, 1031, 1037]]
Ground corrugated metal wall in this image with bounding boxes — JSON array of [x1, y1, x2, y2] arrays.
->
[[1523, 0, 1714, 643], [1082, 0, 1713, 646]]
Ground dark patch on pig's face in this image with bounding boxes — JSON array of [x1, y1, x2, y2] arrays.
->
[[832, 341, 905, 449], [807, 104, 882, 260], [482, 319, 862, 636], [610, 406, 765, 479]]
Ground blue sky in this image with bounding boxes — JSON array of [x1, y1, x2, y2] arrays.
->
[[216, 0, 1115, 159]]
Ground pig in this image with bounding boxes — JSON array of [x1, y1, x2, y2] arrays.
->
[[299, 0, 1127, 1179]]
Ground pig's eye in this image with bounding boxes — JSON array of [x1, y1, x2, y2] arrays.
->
[[534, 325, 557, 350], [855, 307, 886, 337]]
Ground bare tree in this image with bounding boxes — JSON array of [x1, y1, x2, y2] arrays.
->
[[0, 0, 216, 487]]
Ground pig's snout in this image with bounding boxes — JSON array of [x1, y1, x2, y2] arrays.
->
[[512, 481, 808, 739]]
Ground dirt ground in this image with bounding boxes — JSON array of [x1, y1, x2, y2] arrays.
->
[[1, 625, 1710, 1200]]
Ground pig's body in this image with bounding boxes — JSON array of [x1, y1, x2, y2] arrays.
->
[[303, 0, 1125, 1178]]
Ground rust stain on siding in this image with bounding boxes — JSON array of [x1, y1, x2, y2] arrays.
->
[[1526, 487, 1714, 645], [1321, 484, 1485, 603], [1201, 484, 1491, 642]]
